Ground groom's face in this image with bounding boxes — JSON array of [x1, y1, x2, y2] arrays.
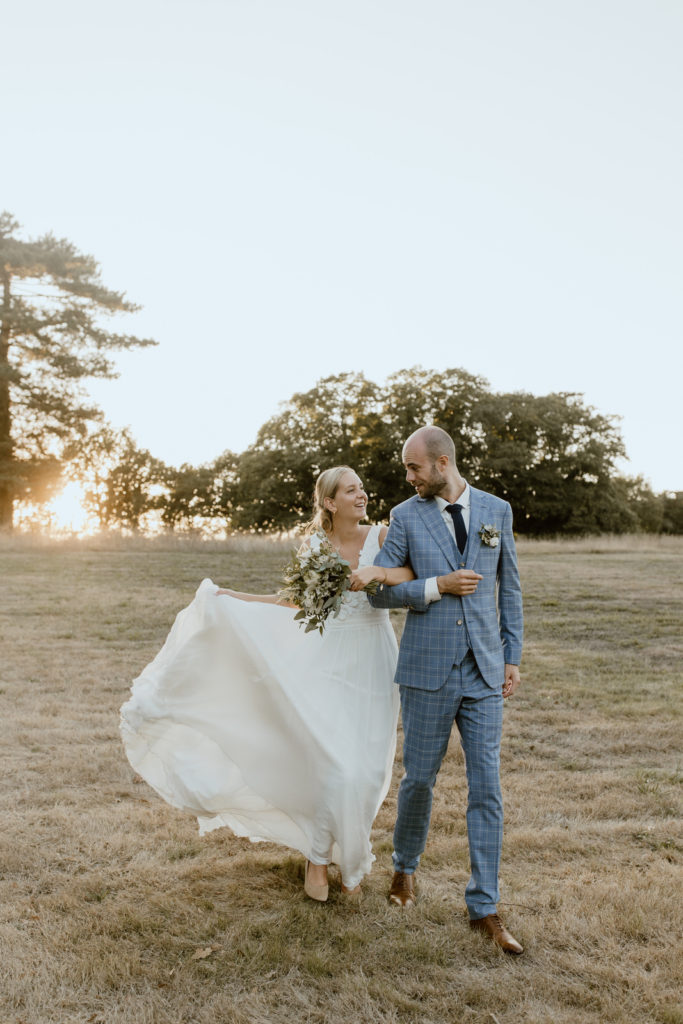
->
[[403, 443, 448, 498]]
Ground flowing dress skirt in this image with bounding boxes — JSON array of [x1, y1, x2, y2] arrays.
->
[[120, 576, 399, 888]]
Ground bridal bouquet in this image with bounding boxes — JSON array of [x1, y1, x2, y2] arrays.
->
[[279, 531, 379, 635]]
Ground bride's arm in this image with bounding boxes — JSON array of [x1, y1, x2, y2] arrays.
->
[[216, 589, 295, 606], [216, 538, 314, 605], [348, 526, 415, 590], [349, 565, 415, 590], [216, 534, 318, 607]]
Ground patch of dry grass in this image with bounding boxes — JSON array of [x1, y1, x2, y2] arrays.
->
[[1, 537, 681, 1023], [0, 529, 296, 555]]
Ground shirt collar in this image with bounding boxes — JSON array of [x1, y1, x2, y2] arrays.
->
[[435, 482, 470, 512]]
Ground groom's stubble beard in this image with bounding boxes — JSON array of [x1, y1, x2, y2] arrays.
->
[[418, 463, 450, 499]]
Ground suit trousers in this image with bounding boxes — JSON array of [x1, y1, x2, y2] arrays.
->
[[392, 651, 504, 919]]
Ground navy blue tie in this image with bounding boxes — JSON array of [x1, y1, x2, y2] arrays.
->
[[446, 503, 467, 555]]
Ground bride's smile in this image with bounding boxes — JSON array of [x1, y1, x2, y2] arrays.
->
[[325, 471, 368, 523]]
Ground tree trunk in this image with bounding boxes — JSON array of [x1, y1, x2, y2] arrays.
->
[[0, 268, 13, 530]]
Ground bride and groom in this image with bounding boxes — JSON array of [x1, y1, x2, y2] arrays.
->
[[120, 425, 524, 955]]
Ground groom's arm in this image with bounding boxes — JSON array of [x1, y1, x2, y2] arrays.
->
[[497, 503, 524, 666], [366, 514, 430, 612]]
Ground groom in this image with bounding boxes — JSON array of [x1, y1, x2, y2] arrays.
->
[[368, 426, 524, 954]]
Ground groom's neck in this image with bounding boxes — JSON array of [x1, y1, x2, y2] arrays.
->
[[438, 473, 466, 504]]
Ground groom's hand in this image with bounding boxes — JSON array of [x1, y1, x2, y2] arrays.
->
[[503, 664, 521, 698], [437, 570, 483, 596]]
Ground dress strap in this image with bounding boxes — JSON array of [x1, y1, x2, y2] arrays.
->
[[360, 524, 383, 564]]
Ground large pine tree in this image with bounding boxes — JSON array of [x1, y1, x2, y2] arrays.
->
[[0, 212, 156, 528]]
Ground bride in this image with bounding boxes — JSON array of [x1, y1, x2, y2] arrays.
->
[[120, 466, 414, 901]]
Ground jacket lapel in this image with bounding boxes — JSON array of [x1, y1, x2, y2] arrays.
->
[[417, 497, 459, 571], [466, 487, 486, 571]]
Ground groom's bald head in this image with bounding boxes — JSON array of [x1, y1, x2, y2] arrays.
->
[[403, 426, 456, 466], [402, 426, 461, 500]]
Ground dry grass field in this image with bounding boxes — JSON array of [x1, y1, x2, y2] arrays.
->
[[1, 534, 681, 1024]]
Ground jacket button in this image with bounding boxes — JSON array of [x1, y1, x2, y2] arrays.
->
[[460, 562, 465, 567], [457, 619, 463, 625]]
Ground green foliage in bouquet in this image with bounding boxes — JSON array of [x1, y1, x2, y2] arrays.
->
[[279, 531, 378, 634]]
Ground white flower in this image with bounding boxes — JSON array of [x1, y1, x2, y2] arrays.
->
[[478, 523, 501, 547], [309, 532, 323, 553]]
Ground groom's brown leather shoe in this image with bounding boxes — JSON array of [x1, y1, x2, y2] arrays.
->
[[389, 871, 416, 907], [470, 913, 523, 955]]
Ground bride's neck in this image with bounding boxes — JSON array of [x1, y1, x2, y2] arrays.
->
[[328, 519, 364, 544]]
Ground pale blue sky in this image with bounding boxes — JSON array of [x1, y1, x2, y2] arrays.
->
[[3, 0, 681, 490]]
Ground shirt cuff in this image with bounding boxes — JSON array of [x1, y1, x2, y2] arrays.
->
[[424, 577, 442, 603]]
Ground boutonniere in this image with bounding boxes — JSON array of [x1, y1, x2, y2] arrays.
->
[[478, 523, 500, 548]]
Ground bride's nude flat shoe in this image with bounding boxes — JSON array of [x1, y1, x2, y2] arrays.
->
[[304, 861, 329, 902]]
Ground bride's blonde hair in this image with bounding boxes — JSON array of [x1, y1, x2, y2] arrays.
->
[[308, 466, 355, 535]]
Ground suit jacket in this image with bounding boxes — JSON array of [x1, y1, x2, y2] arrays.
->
[[368, 486, 523, 690]]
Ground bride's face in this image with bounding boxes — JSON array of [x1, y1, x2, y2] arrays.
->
[[328, 471, 368, 523]]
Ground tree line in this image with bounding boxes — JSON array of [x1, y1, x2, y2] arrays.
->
[[1, 213, 680, 536], [63, 370, 682, 536]]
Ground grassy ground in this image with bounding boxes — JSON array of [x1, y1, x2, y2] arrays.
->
[[0, 535, 681, 1024]]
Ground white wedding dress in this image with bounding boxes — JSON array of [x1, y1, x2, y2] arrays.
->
[[120, 525, 399, 889]]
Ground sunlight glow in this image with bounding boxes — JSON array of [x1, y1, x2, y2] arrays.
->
[[49, 481, 96, 535]]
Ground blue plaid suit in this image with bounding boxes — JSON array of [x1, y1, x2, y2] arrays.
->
[[368, 486, 523, 918]]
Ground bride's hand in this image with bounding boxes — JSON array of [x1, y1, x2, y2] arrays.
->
[[349, 566, 383, 591]]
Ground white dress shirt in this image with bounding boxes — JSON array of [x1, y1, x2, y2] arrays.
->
[[424, 482, 471, 604]]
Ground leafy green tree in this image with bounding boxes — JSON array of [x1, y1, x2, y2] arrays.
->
[[230, 369, 638, 536], [66, 425, 167, 531], [162, 450, 239, 532], [312, 369, 629, 532], [209, 449, 242, 529], [616, 476, 664, 534], [661, 492, 683, 534], [103, 443, 168, 532], [0, 212, 156, 529], [471, 391, 631, 534], [234, 373, 384, 531], [162, 464, 218, 530], [369, 367, 492, 517], [63, 425, 126, 526], [233, 367, 493, 529]]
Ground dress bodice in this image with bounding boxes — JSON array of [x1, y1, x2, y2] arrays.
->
[[328, 525, 388, 626]]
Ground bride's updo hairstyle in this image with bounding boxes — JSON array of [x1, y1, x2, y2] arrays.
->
[[309, 466, 355, 535]]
